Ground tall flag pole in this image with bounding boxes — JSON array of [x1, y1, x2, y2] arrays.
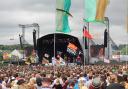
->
[[83, 26, 93, 65], [126, 2, 128, 56], [84, 0, 109, 64], [127, 0, 128, 33], [55, 0, 72, 66]]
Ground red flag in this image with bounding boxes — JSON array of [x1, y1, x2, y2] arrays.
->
[[83, 26, 93, 39]]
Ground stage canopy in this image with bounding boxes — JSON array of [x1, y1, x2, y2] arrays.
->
[[37, 33, 83, 62]]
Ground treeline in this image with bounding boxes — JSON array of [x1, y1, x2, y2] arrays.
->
[[0, 44, 127, 54], [0, 44, 33, 61], [119, 44, 128, 55], [0, 44, 32, 51], [0, 44, 21, 51]]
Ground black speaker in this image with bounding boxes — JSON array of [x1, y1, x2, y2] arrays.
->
[[104, 29, 107, 47], [83, 26, 88, 49], [19, 35, 23, 49], [33, 30, 37, 50]]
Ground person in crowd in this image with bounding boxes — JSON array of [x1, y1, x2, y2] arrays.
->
[[76, 55, 82, 65], [35, 77, 43, 89], [52, 79, 62, 89], [42, 53, 50, 65], [89, 77, 102, 89], [42, 78, 51, 89]]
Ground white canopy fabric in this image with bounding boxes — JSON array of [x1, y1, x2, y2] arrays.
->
[[11, 49, 22, 59]]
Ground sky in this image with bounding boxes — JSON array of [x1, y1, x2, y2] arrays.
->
[[0, 0, 127, 45]]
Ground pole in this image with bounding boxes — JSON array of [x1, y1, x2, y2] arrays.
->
[[37, 24, 40, 39], [126, 2, 128, 66], [107, 18, 110, 60], [22, 26, 25, 44], [54, 33, 56, 62], [87, 22, 90, 65], [83, 28, 86, 67]]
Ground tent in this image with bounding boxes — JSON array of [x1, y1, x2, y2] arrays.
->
[[37, 33, 83, 63], [11, 49, 22, 59]]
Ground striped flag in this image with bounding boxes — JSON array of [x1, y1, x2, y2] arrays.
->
[[84, 0, 109, 22], [83, 26, 93, 49], [56, 0, 72, 33], [83, 26, 93, 39]]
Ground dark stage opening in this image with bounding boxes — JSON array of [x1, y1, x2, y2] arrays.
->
[[37, 33, 83, 63]]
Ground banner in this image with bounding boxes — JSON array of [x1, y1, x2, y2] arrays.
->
[[56, 0, 71, 33], [84, 0, 108, 22], [67, 43, 78, 55], [90, 45, 104, 59]]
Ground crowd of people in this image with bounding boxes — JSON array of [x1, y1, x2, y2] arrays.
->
[[0, 64, 128, 89]]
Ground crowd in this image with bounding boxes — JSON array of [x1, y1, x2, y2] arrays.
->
[[0, 64, 128, 89]]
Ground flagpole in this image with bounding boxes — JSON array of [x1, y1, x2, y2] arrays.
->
[[87, 22, 90, 65], [54, 33, 56, 61], [126, 3, 128, 57], [83, 27, 86, 67]]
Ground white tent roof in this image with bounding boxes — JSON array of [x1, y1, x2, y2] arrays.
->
[[11, 49, 22, 59]]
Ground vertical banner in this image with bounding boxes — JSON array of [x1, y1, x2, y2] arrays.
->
[[96, 0, 108, 21], [84, 0, 108, 22], [56, 0, 71, 33], [90, 45, 104, 60]]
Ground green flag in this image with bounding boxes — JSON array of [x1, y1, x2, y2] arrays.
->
[[84, 0, 108, 22], [56, 0, 71, 33]]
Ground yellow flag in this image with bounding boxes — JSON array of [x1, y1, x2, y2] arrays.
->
[[96, 0, 108, 21]]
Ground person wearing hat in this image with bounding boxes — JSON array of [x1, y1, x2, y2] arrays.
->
[[35, 77, 42, 89], [89, 77, 101, 89]]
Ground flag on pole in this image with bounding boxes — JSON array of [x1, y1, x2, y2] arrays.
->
[[83, 26, 93, 39], [56, 0, 72, 33], [83, 26, 93, 49], [84, 0, 109, 22]]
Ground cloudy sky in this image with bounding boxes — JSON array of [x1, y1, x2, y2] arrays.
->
[[0, 0, 127, 45]]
